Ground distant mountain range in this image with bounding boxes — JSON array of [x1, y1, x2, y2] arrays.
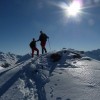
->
[[85, 49, 100, 61], [0, 52, 22, 68]]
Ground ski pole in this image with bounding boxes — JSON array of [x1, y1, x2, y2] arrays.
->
[[48, 38, 51, 51]]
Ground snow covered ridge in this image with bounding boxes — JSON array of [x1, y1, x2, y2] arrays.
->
[[0, 49, 100, 100], [85, 49, 100, 61], [0, 51, 22, 68], [16, 53, 32, 64], [0, 48, 100, 69]]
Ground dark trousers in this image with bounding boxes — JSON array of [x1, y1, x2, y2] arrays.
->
[[41, 41, 47, 54], [32, 47, 39, 57]]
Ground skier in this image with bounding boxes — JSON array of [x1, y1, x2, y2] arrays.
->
[[37, 31, 49, 54], [29, 38, 39, 57]]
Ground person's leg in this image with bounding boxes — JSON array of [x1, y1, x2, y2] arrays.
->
[[42, 47, 44, 54], [32, 48, 34, 57], [34, 47, 39, 56], [43, 41, 47, 53], [41, 42, 44, 54], [41, 41, 47, 54], [44, 47, 47, 53]]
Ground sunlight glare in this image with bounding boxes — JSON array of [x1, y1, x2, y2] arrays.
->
[[67, 1, 82, 17]]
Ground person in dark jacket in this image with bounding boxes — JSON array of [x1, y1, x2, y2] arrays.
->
[[38, 31, 49, 54], [30, 38, 39, 57]]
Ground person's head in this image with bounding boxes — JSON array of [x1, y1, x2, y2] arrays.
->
[[33, 38, 35, 41], [40, 30, 43, 34]]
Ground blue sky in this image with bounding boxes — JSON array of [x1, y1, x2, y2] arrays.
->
[[0, 0, 100, 55]]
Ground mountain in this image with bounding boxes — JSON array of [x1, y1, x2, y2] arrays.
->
[[0, 49, 100, 100], [85, 49, 100, 61], [0, 51, 22, 68], [16, 53, 32, 64]]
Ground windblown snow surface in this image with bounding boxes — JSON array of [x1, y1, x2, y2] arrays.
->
[[0, 51, 21, 67], [0, 49, 100, 100]]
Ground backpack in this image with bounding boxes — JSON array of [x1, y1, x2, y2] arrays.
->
[[29, 41, 36, 48], [39, 33, 48, 41], [30, 42, 33, 48]]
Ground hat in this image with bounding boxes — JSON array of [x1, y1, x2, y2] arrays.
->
[[33, 38, 35, 41], [40, 30, 43, 33]]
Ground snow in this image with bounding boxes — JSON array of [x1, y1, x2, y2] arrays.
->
[[0, 49, 100, 100], [0, 66, 4, 70], [85, 49, 100, 61], [0, 51, 22, 68]]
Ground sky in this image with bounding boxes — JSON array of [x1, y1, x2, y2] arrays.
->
[[0, 0, 100, 55]]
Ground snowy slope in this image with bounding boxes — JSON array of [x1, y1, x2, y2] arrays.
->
[[0, 52, 22, 68], [0, 49, 100, 100], [0, 66, 4, 70]]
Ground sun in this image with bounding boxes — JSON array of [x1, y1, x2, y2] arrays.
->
[[66, 1, 82, 17], [58, 0, 82, 18]]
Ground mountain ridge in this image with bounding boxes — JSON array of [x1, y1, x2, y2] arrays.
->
[[0, 48, 100, 69]]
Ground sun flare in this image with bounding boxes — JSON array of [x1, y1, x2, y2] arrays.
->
[[67, 1, 81, 17], [67, 1, 82, 17]]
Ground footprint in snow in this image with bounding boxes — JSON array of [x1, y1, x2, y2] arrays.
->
[[66, 98, 71, 100], [54, 83, 57, 86], [59, 72, 62, 74], [87, 84, 95, 88], [56, 97, 62, 100]]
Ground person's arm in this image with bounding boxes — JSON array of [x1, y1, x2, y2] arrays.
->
[[46, 34, 49, 39], [47, 36, 49, 38], [36, 36, 40, 42], [36, 39, 39, 41], [37, 35, 42, 41]]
